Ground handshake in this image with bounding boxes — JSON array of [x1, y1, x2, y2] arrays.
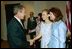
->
[[28, 39, 35, 46]]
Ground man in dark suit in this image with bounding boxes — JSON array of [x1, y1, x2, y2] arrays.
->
[[27, 12, 37, 48], [7, 5, 30, 48], [27, 12, 37, 39]]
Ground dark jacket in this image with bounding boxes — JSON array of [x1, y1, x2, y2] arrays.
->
[[27, 17, 37, 30], [7, 17, 29, 48]]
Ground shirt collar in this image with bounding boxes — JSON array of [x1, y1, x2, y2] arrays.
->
[[14, 16, 21, 23], [14, 16, 24, 28]]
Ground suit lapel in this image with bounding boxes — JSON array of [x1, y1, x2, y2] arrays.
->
[[13, 17, 24, 30]]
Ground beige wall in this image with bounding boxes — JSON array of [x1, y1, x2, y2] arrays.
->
[[1, 1, 7, 40], [1, 1, 66, 40]]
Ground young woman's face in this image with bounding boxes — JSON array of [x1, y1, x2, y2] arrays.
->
[[50, 12, 55, 21], [42, 11, 48, 20], [37, 16, 40, 20]]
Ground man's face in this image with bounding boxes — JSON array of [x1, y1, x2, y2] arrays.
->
[[30, 12, 34, 17], [37, 16, 40, 20], [18, 8, 26, 19]]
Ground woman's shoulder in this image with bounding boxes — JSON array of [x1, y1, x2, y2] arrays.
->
[[59, 20, 66, 26], [58, 20, 67, 29]]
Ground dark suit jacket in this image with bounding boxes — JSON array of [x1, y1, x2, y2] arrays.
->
[[7, 17, 29, 48], [27, 17, 37, 30]]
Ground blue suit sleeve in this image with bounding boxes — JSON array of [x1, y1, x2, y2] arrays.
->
[[58, 22, 67, 48]]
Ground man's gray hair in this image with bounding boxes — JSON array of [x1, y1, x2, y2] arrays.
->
[[14, 4, 25, 15]]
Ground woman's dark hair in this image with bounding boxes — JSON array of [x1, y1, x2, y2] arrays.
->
[[38, 13, 42, 17], [38, 13, 43, 21], [49, 7, 63, 22]]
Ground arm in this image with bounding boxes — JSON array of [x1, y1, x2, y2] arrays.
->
[[29, 32, 42, 46], [29, 22, 42, 45], [33, 32, 42, 41], [58, 22, 67, 48]]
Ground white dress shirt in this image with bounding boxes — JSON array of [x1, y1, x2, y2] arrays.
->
[[14, 16, 24, 28]]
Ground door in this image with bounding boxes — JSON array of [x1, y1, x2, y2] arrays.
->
[[5, 3, 20, 26]]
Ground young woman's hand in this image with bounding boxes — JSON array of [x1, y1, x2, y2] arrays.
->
[[28, 39, 34, 46]]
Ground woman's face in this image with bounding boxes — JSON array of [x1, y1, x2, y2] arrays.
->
[[42, 11, 48, 20], [49, 12, 55, 21]]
